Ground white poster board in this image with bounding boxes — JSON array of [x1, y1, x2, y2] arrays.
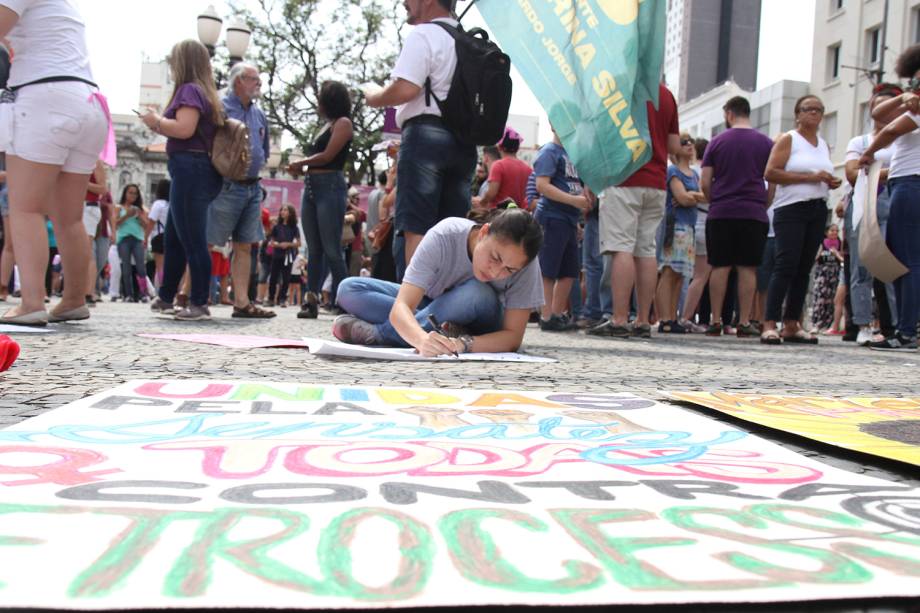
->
[[0, 380, 917, 609]]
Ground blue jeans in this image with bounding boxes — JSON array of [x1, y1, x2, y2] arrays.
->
[[395, 119, 477, 235], [846, 187, 897, 326], [582, 216, 611, 319], [160, 152, 222, 306], [207, 180, 265, 245], [766, 199, 827, 322], [301, 172, 347, 303], [117, 236, 146, 300], [886, 176, 920, 338], [337, 276, 503, 347]]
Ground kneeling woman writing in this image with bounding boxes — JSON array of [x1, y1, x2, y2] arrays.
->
[[335, 208, 544, 357]]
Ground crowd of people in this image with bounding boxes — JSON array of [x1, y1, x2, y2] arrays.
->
[[0, 0, 918, 357]]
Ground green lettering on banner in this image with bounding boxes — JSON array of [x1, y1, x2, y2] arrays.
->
[[230, 384, 324, 402], [438, 508, 604, 593], [318, 507, 433, 601], [477, 0, 666, 192], [164, 508, 331, 598], [661, 506, 873, 585], [549, 508, 768, 591]]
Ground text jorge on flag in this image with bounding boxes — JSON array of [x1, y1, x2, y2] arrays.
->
[[476, 0, 666, 192]]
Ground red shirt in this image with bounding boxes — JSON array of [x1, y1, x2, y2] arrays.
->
[[487, 157, 533, 208], [85, 172, 101, 203], [620, 84, 679, 189]]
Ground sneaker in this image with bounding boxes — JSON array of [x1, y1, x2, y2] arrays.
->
[[576, 317, 604, 329], [297, 303, 318, 319], [174, 304, 211, 321], [869, 333, 918, 351], [705, 322, 723, 337], [150, 297, 174, 315], [856, 327, 875, 347], [658, 320, 687, 334], [85, 295, 97, 308], [110, 295, 120, 302], [842, 328, 859, 342], [539, 314, 578, 332], [586, 320, 631, 338], [679, 319, 707, 334], [736, 322, 760, 338], [332, 314, 378, 345]]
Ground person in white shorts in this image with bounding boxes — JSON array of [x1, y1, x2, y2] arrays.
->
[[0, 0, 110, 326]]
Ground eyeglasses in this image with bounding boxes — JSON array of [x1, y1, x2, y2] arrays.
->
[[799, 106, 825, 114], [240, 75, 261, 84], [680, 138, 694, 146]]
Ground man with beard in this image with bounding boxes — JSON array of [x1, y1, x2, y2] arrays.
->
[[205, 62, 275, 318]]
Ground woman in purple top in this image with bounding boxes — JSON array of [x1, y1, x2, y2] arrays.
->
[[140, 40, 224, 321]]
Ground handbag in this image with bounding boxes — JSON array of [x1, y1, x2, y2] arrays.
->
[[341, 222, 356, 246], [371, 218, 393, 251]]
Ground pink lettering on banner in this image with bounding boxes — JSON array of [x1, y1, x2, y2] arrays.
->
[[0, 445, 121, 486], [134, 382, 234, 399], [142, 441, 820, 484]]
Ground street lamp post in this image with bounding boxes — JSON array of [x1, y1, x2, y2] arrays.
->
[[196, 4, 252, 87]]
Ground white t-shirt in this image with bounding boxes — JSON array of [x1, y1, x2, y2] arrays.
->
[[1, 0, 93, 88], [771, 130, 834, 210], [148, 199, 169, 243], [390, 17, 458, 128], [887, 113, 920, 179], [845, 133, 892, 166]]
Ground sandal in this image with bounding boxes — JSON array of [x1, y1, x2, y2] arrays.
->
[[232, 303, 277, 319], [783, 329, 819, 344], [760, 329, 781, 345]]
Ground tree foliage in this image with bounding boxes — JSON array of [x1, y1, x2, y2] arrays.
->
[[231, 0, 404, 183]]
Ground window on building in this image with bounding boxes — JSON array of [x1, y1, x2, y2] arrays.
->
[[830, 0, 844, 14], [866, 26, 881, 65], [828, 44, 841, 81], [823, 112, 838, 153], [914, 7, 920, 44], [859, 102, 871, 134], [751, 103, 772, 135], [711, 123, 726, 139]]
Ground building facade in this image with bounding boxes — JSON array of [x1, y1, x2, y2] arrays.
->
[[811, 0, 920, 167], [679, 79, 811, 142], [665, 0, 762, 104]]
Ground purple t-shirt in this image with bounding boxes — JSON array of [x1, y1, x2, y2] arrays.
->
[[701, 127, 774, 223], [164, 83, 216, 155]]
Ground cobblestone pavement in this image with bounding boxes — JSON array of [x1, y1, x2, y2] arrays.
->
[[1, 299, 919, 611]]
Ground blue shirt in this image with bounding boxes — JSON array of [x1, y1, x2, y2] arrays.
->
[[666, 165, 699, 227], [223, 92, 270, 179], [533, 142, 583, 227]]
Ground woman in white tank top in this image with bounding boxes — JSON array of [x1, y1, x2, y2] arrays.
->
[[762, 95, 842, 345]]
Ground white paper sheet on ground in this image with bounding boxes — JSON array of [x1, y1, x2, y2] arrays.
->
[[858, 160, 909, 283], [0, 379, 918, 609], [0, 324, 52, 334], [304, 336, 556, 362]]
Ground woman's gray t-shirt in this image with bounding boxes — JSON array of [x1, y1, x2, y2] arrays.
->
[[402, 217, 544, 310]]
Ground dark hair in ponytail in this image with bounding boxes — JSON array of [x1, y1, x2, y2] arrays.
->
[[480, 208, 543, 261], [499, 133, 521, 153]]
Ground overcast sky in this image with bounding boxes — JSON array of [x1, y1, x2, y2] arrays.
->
[[75, 0, 816, 139]]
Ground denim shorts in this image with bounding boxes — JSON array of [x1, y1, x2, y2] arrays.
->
[[395, 118, 477, 235], [6, 82, 107, 174], [207, 180, 265, 245], [0, 185, 7, 217]]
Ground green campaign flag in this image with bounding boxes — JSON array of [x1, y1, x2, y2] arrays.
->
[[476, 0, 666, 193]]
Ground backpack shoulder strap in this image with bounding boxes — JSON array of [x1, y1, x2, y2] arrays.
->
[[424, 22, 462, 108]]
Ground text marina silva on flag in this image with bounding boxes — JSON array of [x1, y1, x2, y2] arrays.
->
[[478, 0, 666, 193]]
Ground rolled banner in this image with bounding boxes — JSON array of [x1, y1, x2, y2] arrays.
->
[[858, 161, 908, 283]]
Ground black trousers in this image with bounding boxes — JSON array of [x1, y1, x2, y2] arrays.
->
[[766, 199, 827, 322], [269, 257, 293, 302]]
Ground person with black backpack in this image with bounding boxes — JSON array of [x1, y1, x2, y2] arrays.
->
[[365, 0, 511, 272]]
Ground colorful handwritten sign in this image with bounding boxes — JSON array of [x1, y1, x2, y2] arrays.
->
[[0, 380, 918, 608], [671, 392, 920, 467], [477, 0, 666, 192]]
